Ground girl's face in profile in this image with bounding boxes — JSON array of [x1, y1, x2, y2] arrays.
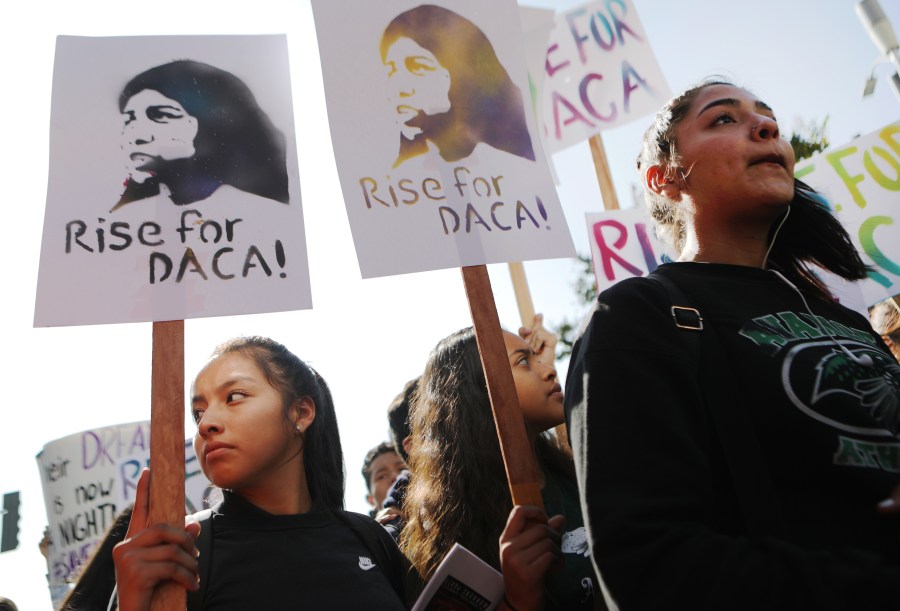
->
[[191, 352, 308, 493], [121, 89, 199, 184], [384, 37, 451, 140], [503, 332, 565, 432]]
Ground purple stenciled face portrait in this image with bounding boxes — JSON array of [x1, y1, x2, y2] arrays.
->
[[121, 89, 199, 185], [384, 37, 452, 142]]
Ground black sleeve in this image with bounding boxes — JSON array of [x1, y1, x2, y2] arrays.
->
[[565, 278, 900, 610]]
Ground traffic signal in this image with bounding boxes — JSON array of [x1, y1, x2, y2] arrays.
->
[[1, 491, 20, 553]]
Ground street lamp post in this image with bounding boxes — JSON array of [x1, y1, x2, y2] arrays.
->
[[857, 0, 900, 101]]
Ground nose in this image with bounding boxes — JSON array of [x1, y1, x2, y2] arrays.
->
[[124, 119, 154, 146], [751, 116, 780, 141], [391, 70, 416, 99], [537, 361, 557, 382], [197, 406, 223, 438]]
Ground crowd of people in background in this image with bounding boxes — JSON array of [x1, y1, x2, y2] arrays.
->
[[13, 80, 900, 610]]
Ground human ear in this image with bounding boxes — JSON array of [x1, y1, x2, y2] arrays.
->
[[292, 397, 316, 432], [646, 164, 682, 201]]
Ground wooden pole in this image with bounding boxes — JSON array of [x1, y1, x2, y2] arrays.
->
[[461, 265, 544, 508], [149, 320, 185, 611], [589, 134, 620, 211], [507, 261, 536, 327]]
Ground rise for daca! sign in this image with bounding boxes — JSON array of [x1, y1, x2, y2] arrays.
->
[[313, 0, 575, 278], [34, 35, 311, 327], [541, 0, 671, 152]]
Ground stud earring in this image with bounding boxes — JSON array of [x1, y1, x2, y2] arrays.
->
[[295, 424, 303, 434]]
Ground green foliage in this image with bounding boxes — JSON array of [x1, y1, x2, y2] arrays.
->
[[789, 116, 830, 162], [555, 253, 597, 359]]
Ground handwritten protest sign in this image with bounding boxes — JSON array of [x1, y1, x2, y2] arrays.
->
[[541, 0, 671, 153], [313, 0, 574, 278], [586, 208, 674, 293], [796, 122, 900, 307], [34, 35, 310, 327], [36, 421, 211, 587]]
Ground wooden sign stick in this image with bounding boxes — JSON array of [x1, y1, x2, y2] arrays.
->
[[149, 320, 186, 611], [508, 261, 536, 326], [589, 134, 621, 211], [462, 265, 543, 508]]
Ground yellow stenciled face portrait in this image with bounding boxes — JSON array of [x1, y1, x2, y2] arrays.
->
[[384, 37, 452, 141]]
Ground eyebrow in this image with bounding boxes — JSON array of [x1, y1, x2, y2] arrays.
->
[[696, 97, 774, 117], [191, 375, 256, 406], [509, 347, 532, 360]]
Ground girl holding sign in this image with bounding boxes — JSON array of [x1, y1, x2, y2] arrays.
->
[[402, 326, 599, 611], [567, 80, 900, 608], [112, 337, 409, 610]]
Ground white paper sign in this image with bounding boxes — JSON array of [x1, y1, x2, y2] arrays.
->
[[796, 122, 900, 307], [36, 421, 212, 587], [542, 0, 671, 152], [34, 35, 311, 327], [313, 0, 575, 278], [586, 208, 674, 293]]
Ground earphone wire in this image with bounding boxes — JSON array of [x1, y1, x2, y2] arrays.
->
[[762, 205, 790, 270], [769, 268, 874, 368]]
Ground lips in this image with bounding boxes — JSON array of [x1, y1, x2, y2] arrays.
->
[[548, 383, 563, 398], [203, 441, 234, 461], [749, 153, 787, 168]]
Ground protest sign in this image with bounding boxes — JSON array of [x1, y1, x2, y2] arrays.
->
[[34, 35, 311, 327], [586, 208, 674, 293], [796, 122, 900, 307], [541, 0, 671, 153], [313, 0, 574, 279], [36, 421, 211, 587]]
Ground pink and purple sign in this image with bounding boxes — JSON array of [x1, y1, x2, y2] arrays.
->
[[541, 0, 671, 153]]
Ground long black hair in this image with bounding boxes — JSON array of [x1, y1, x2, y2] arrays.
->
[[114, 60, 288, 209], [212, 336, 345, 510]]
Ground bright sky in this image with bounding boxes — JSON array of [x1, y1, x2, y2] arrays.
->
[[1, 0, 898, 607]]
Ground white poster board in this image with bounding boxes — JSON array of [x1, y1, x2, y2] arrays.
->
[[36, 421, 212, 588], [34, 35, 311, 327], [541, 0, 671, 153], [796, 122, 900, 307], [586, 208, 674, 293], [313, 0, 575, 278]]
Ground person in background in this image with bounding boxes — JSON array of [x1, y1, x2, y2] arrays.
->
[[566, 79, 900, 609], [870, 297, 900, 363], [377, 377, 421, 539], [362, 441, 408, 517], [402, 325, 600, 611]]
